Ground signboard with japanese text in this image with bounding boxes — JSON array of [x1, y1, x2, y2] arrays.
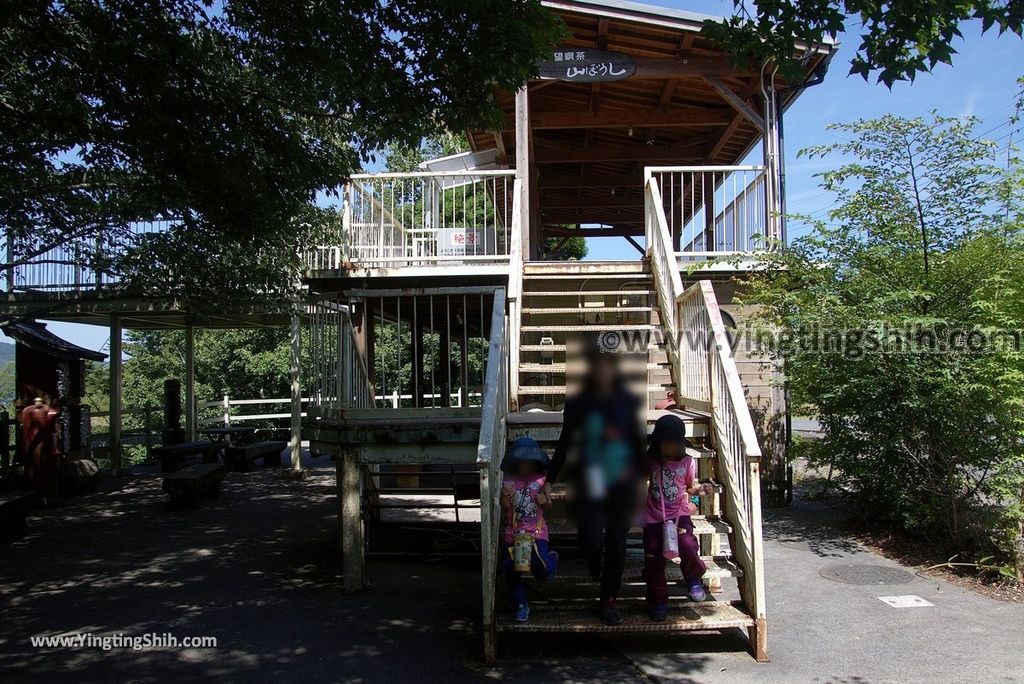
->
[[437, 228, 484, 257], [536, 48, 636, 83]]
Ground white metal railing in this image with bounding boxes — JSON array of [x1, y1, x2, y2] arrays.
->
[[676, 280, 765, 626], [306, 300, 374, 411], [644, 175, 685, 388], [475, 287, 508, 662], [645, 175, 766, 627], [645, 166, 774, 262], [306, 170, 516, 271], [5, 219, 175, 293]]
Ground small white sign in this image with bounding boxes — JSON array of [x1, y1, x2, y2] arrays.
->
[[877, 595, 934, 608], [437, 228, 483, 257]]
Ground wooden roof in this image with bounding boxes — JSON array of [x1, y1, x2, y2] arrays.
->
[[467, 0, 836, 233]]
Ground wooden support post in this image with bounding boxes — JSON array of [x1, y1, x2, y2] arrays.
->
[[339, 448, 365, 592], [109, 316, 122, 472], [289, 300, 302, 473], [184, 324, 195, 441], [143, 403, 153, 464], [514, 86, 532, 261], [749, 617, 769, 662], [480, 461, 497, 664]]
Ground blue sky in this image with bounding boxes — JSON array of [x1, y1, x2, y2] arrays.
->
[[24, 1, 1024, 353]]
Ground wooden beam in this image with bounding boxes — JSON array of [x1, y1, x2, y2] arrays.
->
[[705, 79, 762, 162], [703, 76, 764, 132], [632, 55, 754, 79], [624, 235, 645, 255], [541, 210, 644, 224], [542, 195, 643, 210], [543, 226, 644, 237], [535, 142, 704, 164], [539, 173, 642, 189], [509, 108, 731, 130], [492, 132, 507, 163]]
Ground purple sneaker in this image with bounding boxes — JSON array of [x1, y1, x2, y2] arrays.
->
[[688, 581, 706, 602]]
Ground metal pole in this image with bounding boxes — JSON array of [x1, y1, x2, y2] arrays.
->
[[109, 316, 123, 472], [289, 299, 303, 473], [185, 325, 196, 441], [144, 403, 153, 464]]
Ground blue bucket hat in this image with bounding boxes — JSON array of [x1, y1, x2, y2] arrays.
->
[[500, 436, 550, 474]]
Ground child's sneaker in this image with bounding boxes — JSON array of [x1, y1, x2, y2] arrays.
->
[[513, 601, 530, 623], [649, 603, 668, 622], [599, 597, 623, 625], [688, 581, 706, 602]]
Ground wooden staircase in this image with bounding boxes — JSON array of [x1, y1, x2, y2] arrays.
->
[[494, 261, 762, 657]]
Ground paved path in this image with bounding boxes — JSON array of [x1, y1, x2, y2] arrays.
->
[[620, 498, 1024, 683], [0, 463, 1021, 683]]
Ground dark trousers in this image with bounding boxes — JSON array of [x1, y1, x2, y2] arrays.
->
[[642, 516, 707, 606], [503, 538, 558, 606], [577, 480, 636, 601]]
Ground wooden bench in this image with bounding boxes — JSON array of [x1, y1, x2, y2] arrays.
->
[[225, 441, 287, 472], [0, 491, 34, 535], [155, 440, 224, 472], [162, 463, 227, 508]]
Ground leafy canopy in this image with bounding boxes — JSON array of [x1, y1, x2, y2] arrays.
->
[[1, 1, 562, 295], [705, 0, 1024, 86], [742, 113, 1024, 575]]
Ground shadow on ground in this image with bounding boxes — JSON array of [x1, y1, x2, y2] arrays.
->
[[0, 463, 644, 682]]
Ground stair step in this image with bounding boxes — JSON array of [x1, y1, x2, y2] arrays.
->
[[521, 306, 654, 314], [519, 362, 665, 373], [523, 290, 656, 297], [550, 556, 743, 584], [496, 599, 753, 633], [520, 344, 666, 353], [546, 516, 731, 537], [518, 384, 672, 396], [521, 324, 657, 332]]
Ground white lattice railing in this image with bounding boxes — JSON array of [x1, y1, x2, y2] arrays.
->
[[305, 300, 372, 410], [646, 165, 775, 262], [645, 172, 766, 626], [645, 174, 685, 381], [475, 287, 508, 662], [677, 280, 766, 624], [305, 170, 516, 271], [4, 219, 175, 293]]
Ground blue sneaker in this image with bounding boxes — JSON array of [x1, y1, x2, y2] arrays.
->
[[688, 581, 706, 602], [649, 603, 668, 622], [514, 601, 530, 622]]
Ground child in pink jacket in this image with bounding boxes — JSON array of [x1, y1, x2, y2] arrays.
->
[[642, 415, 714, 621]]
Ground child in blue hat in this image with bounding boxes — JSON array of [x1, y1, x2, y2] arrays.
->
[[500, 436, 559, 623]]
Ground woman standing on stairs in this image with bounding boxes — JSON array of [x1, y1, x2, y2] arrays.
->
[[548, 341, 645, 626]]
